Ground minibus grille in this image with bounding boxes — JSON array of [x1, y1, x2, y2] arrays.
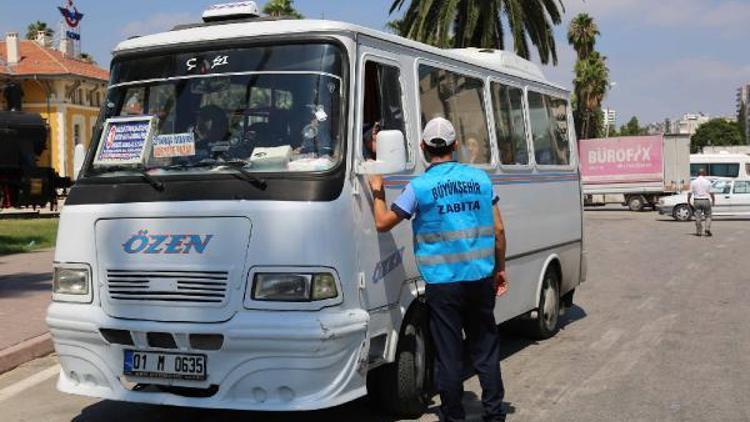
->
[[106, 269, 229, 304]]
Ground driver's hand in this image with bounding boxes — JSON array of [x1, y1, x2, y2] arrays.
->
[[369, 175, 384, 192]]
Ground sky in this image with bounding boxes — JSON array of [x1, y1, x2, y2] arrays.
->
[[1, 0, 748, 126]]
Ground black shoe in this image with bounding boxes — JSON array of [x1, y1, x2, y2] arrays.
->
[[706, 230, 713, 237], [696, 232, 702, 237]]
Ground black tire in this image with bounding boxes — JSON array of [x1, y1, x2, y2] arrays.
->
[[672, 204, 693, 222], [524, 268, 561, 340], [368, 304, 432, 418], [627, 195, 645, 212]]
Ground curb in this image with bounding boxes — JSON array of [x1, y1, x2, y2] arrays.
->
[[0, 333, 54, 375]]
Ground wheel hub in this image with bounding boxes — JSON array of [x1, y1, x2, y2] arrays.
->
[[543, 281, 558, 329]]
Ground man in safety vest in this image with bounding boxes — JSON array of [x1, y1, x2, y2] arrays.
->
[[369, 117, 508, 421]]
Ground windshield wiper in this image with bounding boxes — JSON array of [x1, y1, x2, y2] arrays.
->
[[165, 160, 267, 190], [90, 166, 164, 191], [216, 161, 268, 190]]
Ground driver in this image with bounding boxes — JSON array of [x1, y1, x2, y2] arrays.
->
[[193, 105, 228, 160]]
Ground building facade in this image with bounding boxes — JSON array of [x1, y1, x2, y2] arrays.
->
[[672, 112, 710, 136], [1, 31, 108, 178], [602, 107, 616, 137]]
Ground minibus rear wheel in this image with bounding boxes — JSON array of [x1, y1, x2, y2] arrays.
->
[[368, 302, 432, 418]]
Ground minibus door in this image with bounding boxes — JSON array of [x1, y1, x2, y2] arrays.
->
[[354, 45, 415, 311]]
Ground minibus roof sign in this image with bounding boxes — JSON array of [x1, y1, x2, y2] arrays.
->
[[203, 1, 260, 22]]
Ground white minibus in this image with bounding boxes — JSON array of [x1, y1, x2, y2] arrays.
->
[[47, 2, 585, 417], [690, 153, 750, 179]]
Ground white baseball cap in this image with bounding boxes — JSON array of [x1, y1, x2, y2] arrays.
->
[[422, 117, 456, 147]]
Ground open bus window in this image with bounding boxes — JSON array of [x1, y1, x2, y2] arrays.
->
[[491, 82, 528, 165], [418, 65, 491, 165], [362, 61, 407, 161], [528, 91, 571, 166]]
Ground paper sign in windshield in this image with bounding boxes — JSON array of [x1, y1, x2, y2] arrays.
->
[[153, 133, 196, 158], [94, 117, 155, 165]]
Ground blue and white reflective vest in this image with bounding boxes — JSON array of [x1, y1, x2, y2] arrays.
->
[[411, 162, 496, 284]]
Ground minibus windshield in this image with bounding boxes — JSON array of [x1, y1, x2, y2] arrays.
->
[[86, 43, 346, 177]]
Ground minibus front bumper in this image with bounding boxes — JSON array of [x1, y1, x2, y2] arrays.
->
[[46, 303, 370, 411]]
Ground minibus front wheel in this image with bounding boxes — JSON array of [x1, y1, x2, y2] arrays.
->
[[524, 267, 561, 340], [368, 301, 433, 418]]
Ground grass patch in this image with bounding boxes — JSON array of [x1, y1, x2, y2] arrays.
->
[[0, 218, 59, 255]]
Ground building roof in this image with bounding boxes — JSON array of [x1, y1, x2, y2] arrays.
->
[[116, 19, 567, 92], [0, 39, 108, 81]]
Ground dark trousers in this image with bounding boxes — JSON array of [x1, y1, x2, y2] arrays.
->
[[426, 277, 505, 422]]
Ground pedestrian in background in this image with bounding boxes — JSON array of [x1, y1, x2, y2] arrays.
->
[[369, 117, 508, 422], [688, 168, 715, 237]]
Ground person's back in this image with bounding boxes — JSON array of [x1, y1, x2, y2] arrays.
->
[[410, 162, 495, 283], [690, 175, 712, 199]]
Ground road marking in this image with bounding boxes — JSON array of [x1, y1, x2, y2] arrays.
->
[[0, 365, 59, 403]]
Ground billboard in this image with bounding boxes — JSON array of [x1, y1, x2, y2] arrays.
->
[[579, 136, 664, 185]]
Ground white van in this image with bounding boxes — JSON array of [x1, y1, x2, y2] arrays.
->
[[690, 153, 750, 179], [47, 3, 585, 417]]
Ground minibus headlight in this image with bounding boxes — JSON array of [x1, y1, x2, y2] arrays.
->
[[53, 265, 92, 303], [252, 272, 338, 302]]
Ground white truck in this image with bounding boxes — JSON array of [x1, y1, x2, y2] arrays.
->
[[579, 134, 690, 211]]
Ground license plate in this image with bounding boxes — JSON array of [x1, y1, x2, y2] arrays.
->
[[124, 350, 207, 381]]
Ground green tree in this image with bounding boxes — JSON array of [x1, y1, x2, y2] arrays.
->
[[567, 13, 598, 60], [26, 21, 53, 40], [690, 119, 743, 153], [664, 118, 671, 135], [568, 14, 608, 139], [389, 0, 565, 65], [619, 116, 645, 136], [262, 0, 303, 19], [573, 51, 609, 139]]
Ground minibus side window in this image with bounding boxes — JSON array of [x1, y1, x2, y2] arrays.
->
[[490, 82, 528, 165], [362, 61, 407, 160], [690, 164, 705, 177], [417, 65, 491, 165], [528, 91, 571, 166], [709, 163, 739, 178]]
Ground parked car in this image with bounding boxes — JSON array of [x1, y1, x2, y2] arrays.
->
[[656, 178, 750, 221]]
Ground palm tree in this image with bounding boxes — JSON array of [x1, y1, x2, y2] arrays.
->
[[389, 0, 565, 65], [385, 18, 407, 35], [26, 21, 54, 40], [262, 0, 303, 19], [567, 13, 598, 60], [574, 52, 609, 138]]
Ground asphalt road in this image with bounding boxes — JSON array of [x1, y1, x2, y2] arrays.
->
[[1, 208, 749, 421]]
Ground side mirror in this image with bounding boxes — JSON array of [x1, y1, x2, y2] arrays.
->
[[357, 130, 407, 175], [73, 143, 86, 179]]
